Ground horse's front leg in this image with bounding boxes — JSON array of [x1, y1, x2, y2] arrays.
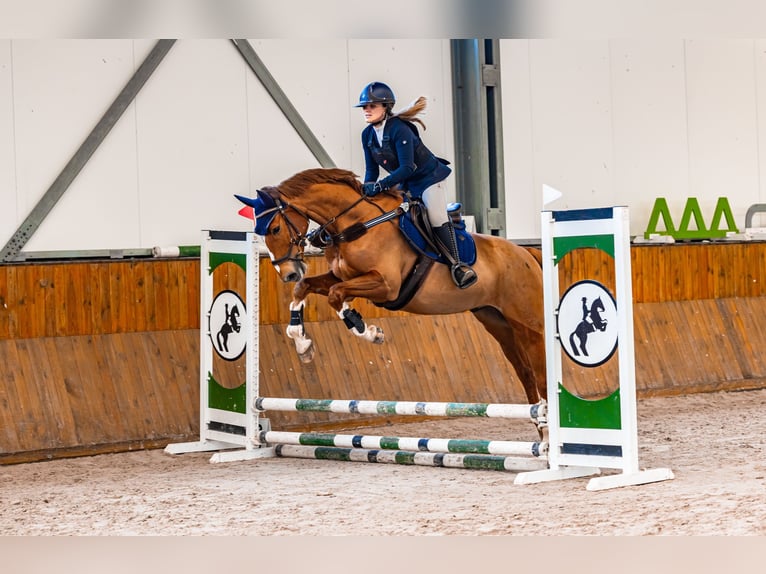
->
[[327, 271, 391, 345], [285, 272, 341, 363]]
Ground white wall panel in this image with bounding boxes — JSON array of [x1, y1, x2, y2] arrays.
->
[[684, 39, 759, 228], [131, 39, 251, 248], [755, 39, 766, 227], [12, 40, 144, 252], [0, 41, 16, 246], [609, 39, 690, 232], [501, 40, 536, 239], [528, 40, 615, 216], [245, 39, 343, 191], [248, 39, 351, 179], [2, 39, 453, 253], [10, 38, 766, 252], [501, 39, 766, 238]]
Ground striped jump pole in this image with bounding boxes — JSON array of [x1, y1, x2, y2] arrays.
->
[[254, 397, 546, 422], [273, 445, 548, 473], [259, 431, 547, 458]]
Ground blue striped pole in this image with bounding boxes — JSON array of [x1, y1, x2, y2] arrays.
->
[[273, 444, 548, 472], [260, 431, 547, 457], [255, 397, 545, 421]]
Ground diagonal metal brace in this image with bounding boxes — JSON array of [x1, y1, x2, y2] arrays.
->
[[0, 39, 176, 262], [230, 39, 335, 169]]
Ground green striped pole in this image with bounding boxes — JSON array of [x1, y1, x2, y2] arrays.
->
[[274, 445, 548, 472], [152, 245, 201, 257], [254, 397, 545, 422], [260, 431, 547, 457]]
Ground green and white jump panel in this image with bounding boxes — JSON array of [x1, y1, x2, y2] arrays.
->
[[515, 206, 674, 491], [164, 230, 273, 463]]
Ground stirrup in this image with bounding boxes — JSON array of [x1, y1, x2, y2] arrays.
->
[[451, 263, 477, 289]]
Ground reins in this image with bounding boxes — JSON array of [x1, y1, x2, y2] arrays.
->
[[268, 188, 407, 255]]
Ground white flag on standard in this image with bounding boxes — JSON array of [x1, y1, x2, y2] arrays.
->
[[542, 184, 563, 206]]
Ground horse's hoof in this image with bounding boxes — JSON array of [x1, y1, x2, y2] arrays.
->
[[298, 342, 315, 363]]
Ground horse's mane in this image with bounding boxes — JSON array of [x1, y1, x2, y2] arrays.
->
[[276, 168, 363, 199]]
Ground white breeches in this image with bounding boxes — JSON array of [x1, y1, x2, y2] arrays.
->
[[421, 181, 449, 227]]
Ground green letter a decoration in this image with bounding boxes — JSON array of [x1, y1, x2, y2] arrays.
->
[[644, 197, 739, 240], [676, 197, 709, 239], [643, 197, 676, 239], [708, 197, 739, 237]]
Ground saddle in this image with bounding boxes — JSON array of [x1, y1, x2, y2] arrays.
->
[[398, 200, 477, 266], [374, 200, 477, 311]]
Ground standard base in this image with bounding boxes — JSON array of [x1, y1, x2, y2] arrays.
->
[[164, 440, 241, 455], [514, 465, 675, 491], [164, 441, 275, 463], [209, 447, 276, 464], [586, 467, 675, 491], [514, 465, 600, 485]]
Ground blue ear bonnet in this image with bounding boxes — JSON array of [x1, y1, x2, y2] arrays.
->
[[235, 190, 279, 236]]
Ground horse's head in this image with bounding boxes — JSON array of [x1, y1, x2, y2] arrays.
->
[[235, 188, 310, 283]]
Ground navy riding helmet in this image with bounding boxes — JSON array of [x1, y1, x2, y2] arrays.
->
[[354, 82, 395, 108]]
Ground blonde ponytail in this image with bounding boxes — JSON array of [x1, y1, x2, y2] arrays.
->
[[391, 96, 428, 131]]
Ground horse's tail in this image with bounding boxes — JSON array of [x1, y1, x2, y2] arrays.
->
[[524, 246, 543, 268]]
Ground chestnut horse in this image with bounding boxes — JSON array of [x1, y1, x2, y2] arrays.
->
[[237, 168, 547, 405]]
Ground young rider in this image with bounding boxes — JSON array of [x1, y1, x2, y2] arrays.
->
[[356, 81, 477, 289]]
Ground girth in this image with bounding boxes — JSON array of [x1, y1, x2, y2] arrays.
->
[[373, 254, 434, 311]]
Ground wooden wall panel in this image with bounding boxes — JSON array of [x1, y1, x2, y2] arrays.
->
[[3, 241, 766, 462], [3, 242, 766, 341], [0, 331, 200, 463]]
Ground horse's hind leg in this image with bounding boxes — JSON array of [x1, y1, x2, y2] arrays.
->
[[471, 306, 547, 437], [568, 332, 580, 356], [470, 306, 547, 404]]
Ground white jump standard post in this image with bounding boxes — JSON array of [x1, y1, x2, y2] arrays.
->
[[515, 206, 674, 490], [164, 230, 273, 463]]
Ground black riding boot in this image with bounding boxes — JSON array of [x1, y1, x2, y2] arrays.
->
[[433, 222, 478, 289]]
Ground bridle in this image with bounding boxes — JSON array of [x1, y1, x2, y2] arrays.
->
[[261, 199, 312, 266], [262, 189, 408, 265]]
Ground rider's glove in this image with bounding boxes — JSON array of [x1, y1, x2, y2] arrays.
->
[[362, 182, 383, 197]]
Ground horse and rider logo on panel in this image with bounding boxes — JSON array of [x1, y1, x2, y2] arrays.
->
[[208, 290, 247, 361], [556, 279, 619, 368]]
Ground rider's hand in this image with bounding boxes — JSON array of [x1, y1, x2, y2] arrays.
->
[[362, 182, 383, 197]]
